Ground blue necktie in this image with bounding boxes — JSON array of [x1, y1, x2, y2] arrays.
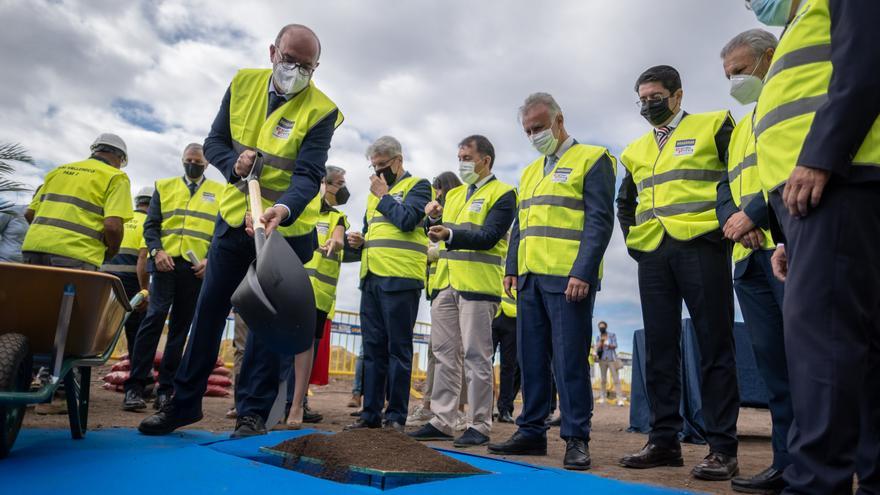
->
[[188, 181, 197, 196], [466, 184, 476, 200], [268, 92, 286, 117]]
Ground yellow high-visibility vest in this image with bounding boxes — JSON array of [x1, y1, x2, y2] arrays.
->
[[155, 177, 224, 260], [728, 110, 775, 264], [517, 144, 614, 277], [359, 176, 432, 281], [621, 111, 732, 252], [429, 179, 516, 299], [101, 209, 145, 273], [23, 158, 132, 268], [221, 69, 344, 237], [754, 0, 880, 192], [304, 208, 349, 314]]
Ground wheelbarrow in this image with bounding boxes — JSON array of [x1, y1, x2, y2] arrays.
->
[[0, 262, 147, 459]]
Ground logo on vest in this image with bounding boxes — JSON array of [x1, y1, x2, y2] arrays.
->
[[316, 222, 329, 236], [273, 117, 295, 140], [201, 191, 216, 203], [552, 167, 573, 183], [673, 139, 696, 157], [468, 198, 485, 213]]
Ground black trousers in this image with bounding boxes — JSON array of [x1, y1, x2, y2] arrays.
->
[[491, 313, 520, 415], [125, 260, 201, 396], [117, 274, 146, 358], [636, 232, 739, 456], [771, 185, 880, 494]]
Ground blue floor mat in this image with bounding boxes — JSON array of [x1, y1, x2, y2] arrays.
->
[[1, 429, 693, 494]]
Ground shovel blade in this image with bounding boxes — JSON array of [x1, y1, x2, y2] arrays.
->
[[231, 231, 316, 356]]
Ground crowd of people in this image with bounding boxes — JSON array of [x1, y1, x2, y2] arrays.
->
[[13, 1, 879, 493]]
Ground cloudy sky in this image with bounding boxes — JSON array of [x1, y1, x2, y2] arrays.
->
[[0, 0, 775, 352]]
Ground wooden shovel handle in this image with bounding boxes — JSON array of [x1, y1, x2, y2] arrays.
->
[[248, 179, 265, 232]]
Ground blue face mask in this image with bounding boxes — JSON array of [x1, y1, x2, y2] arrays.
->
[[749, 0, 793, 26]]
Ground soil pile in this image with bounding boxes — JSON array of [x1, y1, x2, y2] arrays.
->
[[269, 429, 485, 481]]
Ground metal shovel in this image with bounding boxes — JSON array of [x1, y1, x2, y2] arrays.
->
[[231, 157, 316, 358]]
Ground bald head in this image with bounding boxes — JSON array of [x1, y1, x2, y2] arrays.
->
[[272, 24, 321, 66]]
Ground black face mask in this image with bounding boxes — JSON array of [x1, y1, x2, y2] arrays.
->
[[333, 186, 350, 205], [599, 327, 607, 333], [640, 97, 674, 126], [377, 166, 397, 186], [184, 163, 205, 179]]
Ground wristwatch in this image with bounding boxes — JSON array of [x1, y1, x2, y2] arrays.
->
[[149, 248, 160, 258]]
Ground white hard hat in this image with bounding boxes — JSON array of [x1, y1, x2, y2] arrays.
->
[[90, 133, 128, 164], [134, 186, 154, 203]]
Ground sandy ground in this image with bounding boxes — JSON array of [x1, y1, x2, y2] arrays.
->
[[23, 366, 775, 494]]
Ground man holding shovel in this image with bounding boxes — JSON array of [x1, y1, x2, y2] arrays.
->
[[139, 23, 343, 438]]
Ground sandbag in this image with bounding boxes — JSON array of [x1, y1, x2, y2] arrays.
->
[[103, 371, 129, 385], [208, 375, 232, 387], [111, 360, 131, 372], [212, 366, 231, 377], [204, 385, 229, 397]]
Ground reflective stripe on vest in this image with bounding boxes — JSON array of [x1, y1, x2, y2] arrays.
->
[[518, 144, 614, 277], [728, 111, 775, 264], [22, 158, 131, 268], [303, 209, 348, 313], [220, 69, 344, 237], [360, 176, 432, 281], [621, 111, 731, 252], [156, 177, 223, 260], [102, 210, 145, 274], [430, 179, 515, 298], [755, 0, 880, 192]]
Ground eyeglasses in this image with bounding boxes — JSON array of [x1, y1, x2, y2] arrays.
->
[[635, 94, 670, 107], [369, 156, 399, 170], [275, 50, 316, 77]]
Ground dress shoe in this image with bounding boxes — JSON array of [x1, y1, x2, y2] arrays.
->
[[138, 403, 203, 435], [153, 392, 171, 411], [302, 404, 323, 424], [731, 466, 786, 494], [487, 431, 547, 456], [620, 443, 684, 469], [122, 389, 147, 412], [383, 420, 406, 433], [563, 438, 591, 471], [231, 415, 267, 439], [692, 452, 739, 481], [409, 423, 453, 441], [344, 419, 381, 430], [497, 410, 515, 423], [453, 428, 489, 448]]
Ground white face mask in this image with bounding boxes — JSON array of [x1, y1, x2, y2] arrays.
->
[[458, 161, 480, 185], [730, 75, 764, 104], [272, 63, 311, 96], [529, 125, 558, 156]]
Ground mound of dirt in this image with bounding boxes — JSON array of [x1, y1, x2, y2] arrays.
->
[[269, 429, 485, 481]]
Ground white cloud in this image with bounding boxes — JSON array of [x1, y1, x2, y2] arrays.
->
[[1, 0, 770, 350]]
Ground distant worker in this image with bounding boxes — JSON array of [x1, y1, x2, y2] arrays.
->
[[123, 143, 223, 412], [22, 133, 132, 271], [488, 93, 616, 471], [346, 136, 433, 432], [594, 321, 624, 407], [491, 267, 519, 424], [0, 201, 28, 263], [102, 186, 153, 357]]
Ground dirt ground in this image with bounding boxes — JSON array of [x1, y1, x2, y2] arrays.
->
[[23, 366, 775, 494]]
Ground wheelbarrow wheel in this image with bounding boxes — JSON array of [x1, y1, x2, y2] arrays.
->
[[64, 366, 90, 439], [0, 333, 33, 459]]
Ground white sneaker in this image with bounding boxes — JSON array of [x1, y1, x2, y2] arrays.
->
[[617, 399, 626, 407], [406, 404, 434, 426], [453, 413, 468, 432]]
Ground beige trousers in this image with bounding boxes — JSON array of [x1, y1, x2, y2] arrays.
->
[[233, 313, 249, 380], [428, 288, 497, 435], [598, 360, 623, 399]]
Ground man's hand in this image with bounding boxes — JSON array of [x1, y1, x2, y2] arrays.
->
[[234, 149, 257, 177], [738, 228, 765, 250], [322, 237, 342, 256], [425, 200, 443, 220], [347, 231, 365, 249], [783, 165, 831, 218], [260, 206, 289, 237], [565, 276, 590, 303], [503, 275, 517, 299], [427, 225, 451, 243], [370, 174, 389, 198], [134, 293, 149, 312], [771, 244, 788, 282], [722, 211, 755, 242], [192, 259, 207, 279], [154, 250, 175, 272]]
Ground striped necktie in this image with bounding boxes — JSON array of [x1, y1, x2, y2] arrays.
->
[[654, 126, 671, 149]]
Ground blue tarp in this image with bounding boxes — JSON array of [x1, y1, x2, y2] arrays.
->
[[1, 428, 693, 494], [628, 319, 770, 444]]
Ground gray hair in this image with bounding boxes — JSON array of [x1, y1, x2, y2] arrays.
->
[[183, 142, 203, 155], [325, 165, 346, 182], [365, 136, 402, 160], [720, 29, 778, 60], [518, 92, 562, 121]]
